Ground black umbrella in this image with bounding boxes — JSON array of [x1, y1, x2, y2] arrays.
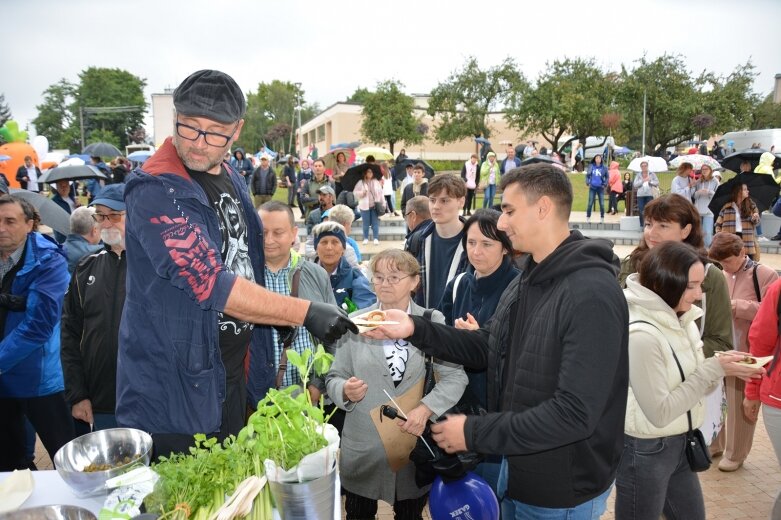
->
[[720, 149, 781, 173], [394, 159, 435, 182], [341, 163, 383, 192], [520, 155, 567, 170], [9, 189, 71, 236], [83, 142, 122, 157], [39, 165, 107, 184], [708, 172, 780, 215]]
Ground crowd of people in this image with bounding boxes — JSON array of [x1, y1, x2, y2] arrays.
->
[[3, 68, 781, 520]]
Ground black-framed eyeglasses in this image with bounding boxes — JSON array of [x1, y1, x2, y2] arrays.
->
[[371, 274, 410, 286], [175, 121, 239, 147], [92, 212, 125, 223], [403, 210, 415, 218]]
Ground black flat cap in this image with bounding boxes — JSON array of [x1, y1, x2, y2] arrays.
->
[[173, 70, 246, 124]]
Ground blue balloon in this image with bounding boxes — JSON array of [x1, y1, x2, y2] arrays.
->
[[429, 472, 499, 520]]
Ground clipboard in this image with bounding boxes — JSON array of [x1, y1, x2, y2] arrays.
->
[[370, 378, 424, 472]]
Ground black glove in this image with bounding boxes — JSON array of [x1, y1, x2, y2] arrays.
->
[[303, 302, 358, 345], [273, 325, 297, 346]]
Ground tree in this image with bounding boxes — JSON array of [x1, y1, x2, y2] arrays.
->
[[87, 128, 119, 148], [615, 54, 702, 155], [505, 58, 616, 153], [32, 69, 146, 152], [360, 80, 422, 154], [700, 61, 758, 136], [346, 87, 372, 105], [32, 79, 76, 149], [427, 57, 525, 144], [265, 122, 292, 151], [752, 93, 781, 129], [0, 94, 11, 129], [74, 67, 147, 150], [236, 80, 318, 154]]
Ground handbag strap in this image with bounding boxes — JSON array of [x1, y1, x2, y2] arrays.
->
[[629, 320, 694, 433], [421, 309, 436, 396]]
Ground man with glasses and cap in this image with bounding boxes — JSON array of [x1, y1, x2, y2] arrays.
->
[[61, 184, 128, 435], [117, 69, 356, 457]]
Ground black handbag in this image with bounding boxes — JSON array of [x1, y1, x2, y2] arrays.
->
[[631, 320, 712, 472]]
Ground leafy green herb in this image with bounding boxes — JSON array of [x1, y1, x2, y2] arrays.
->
[[144, 344, 335, 518]]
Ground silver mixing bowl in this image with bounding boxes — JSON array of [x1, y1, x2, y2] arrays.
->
[[0, 505, 96, 520], [53, 428, 152, 497]]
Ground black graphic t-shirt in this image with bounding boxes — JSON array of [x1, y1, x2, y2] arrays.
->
[[187, 166, 255, 388]]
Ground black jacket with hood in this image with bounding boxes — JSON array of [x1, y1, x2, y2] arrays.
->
[[231, 148, 253, 178], [406, 231, 628, 508], [61, 246, 126, 414]]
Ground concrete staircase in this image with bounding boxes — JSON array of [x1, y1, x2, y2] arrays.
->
[[295, 211, 781, 261]]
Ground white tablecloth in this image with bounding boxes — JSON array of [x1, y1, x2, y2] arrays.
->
[[0, 470, 104, 510], [1, 470, 341, 519]]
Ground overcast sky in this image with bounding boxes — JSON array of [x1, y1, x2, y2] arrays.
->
[[4, 0, 781, 138]]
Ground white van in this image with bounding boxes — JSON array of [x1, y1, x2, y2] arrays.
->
[[719, 129, 781, 152]]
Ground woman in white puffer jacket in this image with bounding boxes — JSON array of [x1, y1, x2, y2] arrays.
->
[[615, 241, 764, 520]]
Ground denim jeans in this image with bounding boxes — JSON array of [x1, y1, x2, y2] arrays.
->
[[497, 457, 611, 520], [483, 184, 496, 208], [636, 196, 653, 227], [762, 405, 781, 520], [701, 214, 714, 247], [615, 433, 705, 520], [587, 187, 604, 218], [360, 209, 379, 240]]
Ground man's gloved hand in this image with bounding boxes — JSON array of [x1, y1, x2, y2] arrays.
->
[[303, 302, 358, 344], [273, 325, 297, 346]]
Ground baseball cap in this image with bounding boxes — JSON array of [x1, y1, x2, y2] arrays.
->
[[173, 70, 246, 124], [318, 185, 336, 196], [90, 183, 126, 211]]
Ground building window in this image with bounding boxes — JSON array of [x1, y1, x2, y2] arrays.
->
[[302, 132, 308, 147], [316, 125, 325, 142]]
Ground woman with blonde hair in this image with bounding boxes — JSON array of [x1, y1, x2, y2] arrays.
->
[[692, 164, 719, 247]]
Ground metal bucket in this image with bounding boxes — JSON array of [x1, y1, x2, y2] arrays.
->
[[268, 470, 337, 520]]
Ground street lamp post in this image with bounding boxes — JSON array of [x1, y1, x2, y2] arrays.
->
[[294, 82, 302, 159]]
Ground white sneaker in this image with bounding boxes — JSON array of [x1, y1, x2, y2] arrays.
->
[[363, 239, 369, 245], [586, 217, 591, 223], [373, 239, 379, 245], [758, 236, 770, 242], [600, 218, 604, 224]]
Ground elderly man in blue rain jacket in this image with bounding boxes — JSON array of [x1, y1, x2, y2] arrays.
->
[[117, 70, 356, 458], [0, 195, 73, 470]]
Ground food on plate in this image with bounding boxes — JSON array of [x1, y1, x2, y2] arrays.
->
[[82, 456, 134, 473], [365, 310, 386, 322]]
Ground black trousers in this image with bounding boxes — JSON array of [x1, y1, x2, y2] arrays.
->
[[344, 490, 428, 520], [0, 392, 75, 470], [150, 378, 245, 461], [464, 189, 476, 212]]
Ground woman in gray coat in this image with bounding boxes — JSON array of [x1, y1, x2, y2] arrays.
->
[[326, 249, 467, 520]]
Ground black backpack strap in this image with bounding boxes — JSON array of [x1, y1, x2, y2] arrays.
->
[[753, 264, 762, 303]]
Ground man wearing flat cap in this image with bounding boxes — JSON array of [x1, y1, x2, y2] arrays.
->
[[117, 69, 357, 456]]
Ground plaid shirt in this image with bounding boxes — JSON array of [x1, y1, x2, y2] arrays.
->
[[0, 242, 25, 283], [264, 258, 315, 388]]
